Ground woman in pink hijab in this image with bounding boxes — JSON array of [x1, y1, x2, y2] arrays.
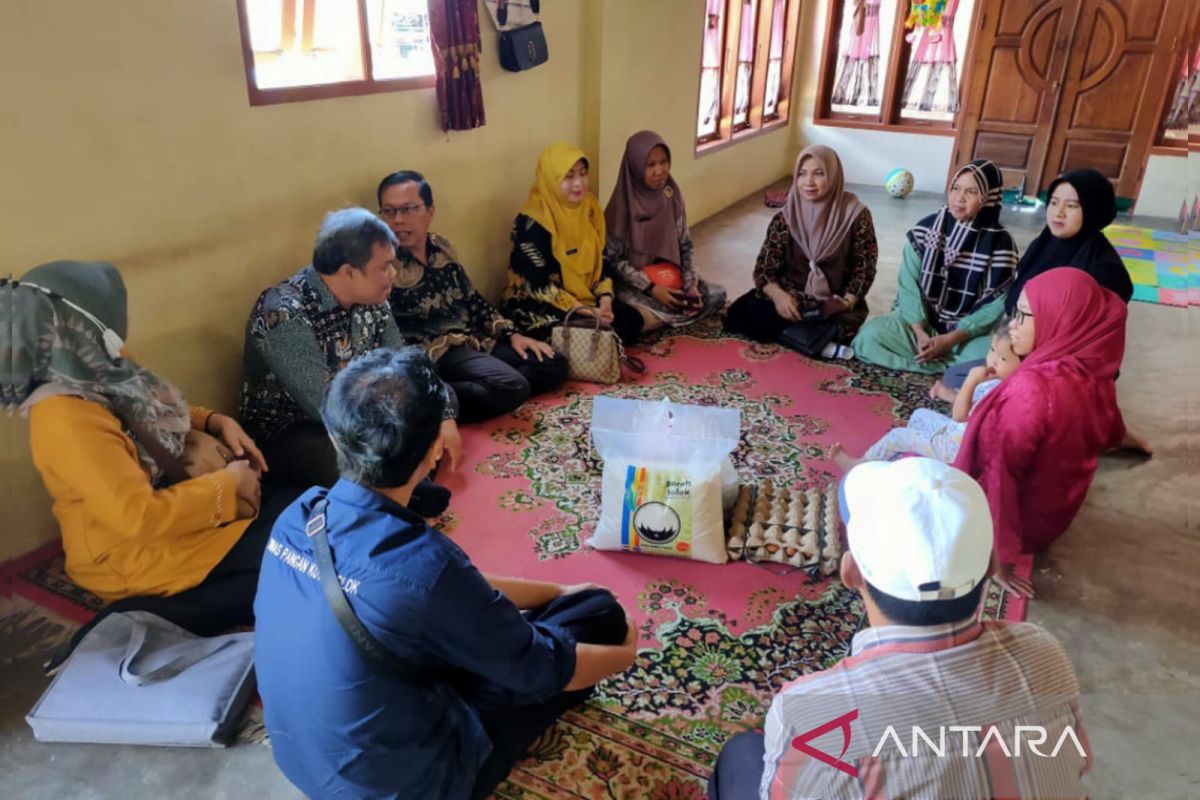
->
[[725, 145, 877, 360], [604, 130, 726, 334], [955, 268, 1128, 597]]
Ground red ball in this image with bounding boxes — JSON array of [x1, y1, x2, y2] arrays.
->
[[642, 262, 683, 290]]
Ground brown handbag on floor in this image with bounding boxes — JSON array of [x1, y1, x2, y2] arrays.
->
[[550, 308, 643, 385]]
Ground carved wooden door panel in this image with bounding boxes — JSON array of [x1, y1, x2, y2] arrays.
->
[[1041, 0, 1187, 198], [953, 0, 1082, 191]]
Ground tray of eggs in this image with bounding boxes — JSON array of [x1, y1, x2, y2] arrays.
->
[[726, 480, 842, 576]]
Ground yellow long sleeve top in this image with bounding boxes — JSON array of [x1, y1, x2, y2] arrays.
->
[[28, 396, 249, 602]]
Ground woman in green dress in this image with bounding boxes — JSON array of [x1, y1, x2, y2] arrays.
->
[[852, 159, 1017, 373]]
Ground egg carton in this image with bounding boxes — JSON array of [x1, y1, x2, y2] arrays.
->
[[725, 481, 843, 576]]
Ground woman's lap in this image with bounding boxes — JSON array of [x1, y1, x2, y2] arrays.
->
[[852, 313, 990, 374], [615, 278, 726, 328]]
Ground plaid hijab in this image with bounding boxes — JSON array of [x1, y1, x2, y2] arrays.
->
[[906, 159, 1018, 332]]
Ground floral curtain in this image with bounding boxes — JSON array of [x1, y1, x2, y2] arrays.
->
[[428, 0, 485, 131]]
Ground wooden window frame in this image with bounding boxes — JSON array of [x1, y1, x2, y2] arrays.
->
[[695, 0, 803, 155], [236, 0, 435, 108], [813, 0, 979, 136]]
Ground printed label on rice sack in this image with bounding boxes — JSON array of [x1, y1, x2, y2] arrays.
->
[[620, 465, 694, 555]]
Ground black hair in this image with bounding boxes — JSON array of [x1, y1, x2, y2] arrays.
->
[[321, 347, 448, 488], [376, 170, 434, 209], [311, 208, 397, 276], [865, 579, 986, 627]]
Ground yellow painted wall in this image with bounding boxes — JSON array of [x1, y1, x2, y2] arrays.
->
[[1, 0, 800, 562]]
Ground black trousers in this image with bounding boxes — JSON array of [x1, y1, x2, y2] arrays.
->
[[48, 484, 305, 670], [707, 730, 767, 799], [609, 298, 646, 347], [469, 588, 628, 799], [724, 289, 866, 346], [437, 342, 569, 424], [261, 423, 450, 517]]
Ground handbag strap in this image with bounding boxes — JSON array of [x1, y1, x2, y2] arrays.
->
[[621, 352, 647, 375], [306, 499, 435, 686], [117, 617, 237, 686], [561, 306, 607, 359], [497, 0, 539, 24]]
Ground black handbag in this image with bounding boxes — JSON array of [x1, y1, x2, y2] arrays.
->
[[496, 0, 547, 71], [499, 22, 548, 71], [778, 320, 840, 359]]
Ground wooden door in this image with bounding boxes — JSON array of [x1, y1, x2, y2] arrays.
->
[[1041, 0, 1189, 199], [953, 0, 1082, 190]]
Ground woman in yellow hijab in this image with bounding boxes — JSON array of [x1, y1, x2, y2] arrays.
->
[[503, 143, 645, 345]]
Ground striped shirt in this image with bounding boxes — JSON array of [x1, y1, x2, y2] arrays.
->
[[760, 619, 1091, 799]]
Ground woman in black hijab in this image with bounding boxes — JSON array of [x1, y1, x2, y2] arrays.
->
[[1004, 168, 1132, 312]]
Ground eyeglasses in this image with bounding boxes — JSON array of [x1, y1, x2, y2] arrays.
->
[[379, 204, 427, 219], [1013, 307, 1035, 325]]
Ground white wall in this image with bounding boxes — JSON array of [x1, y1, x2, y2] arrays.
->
[[1136, 154, 1195, 220], [799, 124, 955, 191]]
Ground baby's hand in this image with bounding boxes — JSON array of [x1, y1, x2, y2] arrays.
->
[[967, 365, 995, 383]]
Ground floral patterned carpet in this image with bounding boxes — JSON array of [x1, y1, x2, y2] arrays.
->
[[8, 319, 1025, 799]]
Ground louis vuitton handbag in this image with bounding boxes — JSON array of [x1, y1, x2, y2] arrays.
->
[[550, 308, 643, 385]]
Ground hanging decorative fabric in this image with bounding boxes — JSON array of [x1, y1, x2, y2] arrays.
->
[[903, 0, 948, 30], [901, 0, 961, 113], [831, 0, 882, 108], [1164, 45, 1199, 131], [428, 0, 486, 131]]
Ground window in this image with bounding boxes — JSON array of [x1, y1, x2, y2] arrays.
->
[[695, 0, 802, 150], [697, 0, 729, 141], [763, 0, 789, 120], [732, 0, 761, 130], [817, 0, 977, 133], [236, 0, 435, 106]]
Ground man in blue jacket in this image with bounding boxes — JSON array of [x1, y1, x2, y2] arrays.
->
[[254, 347, 635, 799]]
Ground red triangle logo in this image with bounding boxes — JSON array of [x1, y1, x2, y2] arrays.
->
[[790, 708, 859, 778]]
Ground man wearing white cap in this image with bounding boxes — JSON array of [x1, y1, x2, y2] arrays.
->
[[708, 458, 1090, 799]]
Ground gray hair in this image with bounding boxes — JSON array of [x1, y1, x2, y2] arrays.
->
[[321, 348, 448, 488], [311, 208, 397, 275]]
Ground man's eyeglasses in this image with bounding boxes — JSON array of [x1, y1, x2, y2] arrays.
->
[[1013, 307, 1035, 325], [379, 204, 427, 219]]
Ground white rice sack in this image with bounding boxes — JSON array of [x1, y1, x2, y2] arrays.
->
[[592, 459, 728, 563], [588, 397, 740, 565]]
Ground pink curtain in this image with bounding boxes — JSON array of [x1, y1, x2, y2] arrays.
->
[[428, 0, 485, 131]]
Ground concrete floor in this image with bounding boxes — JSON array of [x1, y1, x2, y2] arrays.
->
[[2, 184, 1196, 798]]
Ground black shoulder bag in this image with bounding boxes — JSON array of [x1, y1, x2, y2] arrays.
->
[[306, 499, 436, 685], [497, 0, 548, 71]]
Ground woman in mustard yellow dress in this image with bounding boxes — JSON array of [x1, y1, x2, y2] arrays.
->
[[11, 260, 299, 654]]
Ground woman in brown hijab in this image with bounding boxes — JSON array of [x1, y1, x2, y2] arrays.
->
[[725, 145, 878, 359], [605, 130, 726, 334]]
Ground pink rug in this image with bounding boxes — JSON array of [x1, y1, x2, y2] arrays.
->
[[7, 319, 1029, 799]]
